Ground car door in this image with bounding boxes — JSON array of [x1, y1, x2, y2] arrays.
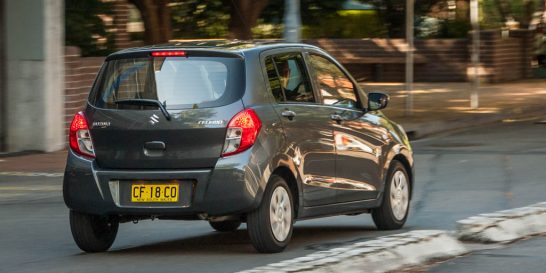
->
[[306, 51, 388, 203], [262, 51, 337, 207]]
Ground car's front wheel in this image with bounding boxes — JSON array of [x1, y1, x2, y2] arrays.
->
[[372, 161, 411, 230], [69, 210, 119, 252], [247, 175, 294, 253]]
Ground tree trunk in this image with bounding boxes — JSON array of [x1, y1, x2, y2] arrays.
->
[[128, 0, 172, 44], [521, 0, 535, 29], [227, 0, 269, 40], [375, 0, 407, 38], [494, 0, 510, 23]]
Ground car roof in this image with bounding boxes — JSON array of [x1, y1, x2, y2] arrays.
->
[[108, 39, 322, 59]]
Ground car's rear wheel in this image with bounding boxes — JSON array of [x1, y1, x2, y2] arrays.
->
[[372, 161, 410, 230], [69, 210, 119, 252], [247, 175, 294, 253], [209, 220, 242, 232]]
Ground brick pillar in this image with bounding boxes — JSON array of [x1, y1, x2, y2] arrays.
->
[[470, 30, 499, 83], [112, 0, 131, 50], [509, 29, 534, 79]]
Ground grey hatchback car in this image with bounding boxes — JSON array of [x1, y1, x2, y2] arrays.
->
[[64, 40, 414, 253]]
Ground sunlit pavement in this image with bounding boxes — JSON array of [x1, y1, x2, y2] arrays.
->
[[364, 80, 546, 138], [1, 117, 546, 273]]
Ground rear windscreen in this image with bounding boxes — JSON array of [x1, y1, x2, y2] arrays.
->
[[91, 56, 244, 109]]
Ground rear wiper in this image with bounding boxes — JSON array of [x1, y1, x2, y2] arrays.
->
[[114, 99, 171, 121]]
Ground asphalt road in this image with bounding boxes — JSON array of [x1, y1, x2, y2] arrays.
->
[[1, 117, 545, 273]]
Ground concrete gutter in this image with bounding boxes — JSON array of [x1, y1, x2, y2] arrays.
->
[[239, 230, 467, 273], [457, 202, 546, 243], [240, 202, 546, 273]]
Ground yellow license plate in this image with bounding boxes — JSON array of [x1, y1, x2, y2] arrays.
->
[[131, 184, 179, 202]]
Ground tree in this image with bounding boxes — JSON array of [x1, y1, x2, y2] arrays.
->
[[366, 0, 443, 38], [65, 0, 115, 56], [261, 0, 345, 26], [227, 0, 270, 39], [128, 0, 172, 44], [483, 0, 540, 29], [260, 0, 349, 38], [138, 0, 269, 41], [170, 1, 230, 39]]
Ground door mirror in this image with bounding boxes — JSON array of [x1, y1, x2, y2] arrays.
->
[[367, 92, 389, 111]]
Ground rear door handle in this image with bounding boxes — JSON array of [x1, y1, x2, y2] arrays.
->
[[281, 110, 296, 120]]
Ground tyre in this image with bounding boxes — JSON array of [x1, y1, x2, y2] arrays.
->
[[372, 161, 411, 230], [209, 220, 242, 232], [247, 175, 294, 253], [69, 210, 119, 252]]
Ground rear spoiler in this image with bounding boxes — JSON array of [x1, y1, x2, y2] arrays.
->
[[105, 50, 244, 61]]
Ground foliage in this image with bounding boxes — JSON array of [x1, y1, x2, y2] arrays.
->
[[65, 0, 115, 56], [302, 10, 387, 38], [362, 0, 444, 38], [257, 0, 386, 38], [416, 16, 471, 38], [438, 19, 471, 38], [170, 1, 230, 39], [170, 0, 269, 40], [480, 0, 541, 29], [260, 0, 346, 26]]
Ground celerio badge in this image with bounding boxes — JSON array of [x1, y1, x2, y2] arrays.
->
[[92, 121, 110, 128], [198, 120, 224, 125]]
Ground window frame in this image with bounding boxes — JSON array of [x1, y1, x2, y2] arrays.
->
[[260, 48, 321, 105], [303, 49, 367, 111]]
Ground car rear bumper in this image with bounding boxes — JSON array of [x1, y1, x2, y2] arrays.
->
[[63, 149, 264, 217]]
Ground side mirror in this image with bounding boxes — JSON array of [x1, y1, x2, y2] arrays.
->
[[368, 92, 389, 111]]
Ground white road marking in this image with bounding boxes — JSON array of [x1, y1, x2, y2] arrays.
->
[[0, 172, 63, 177]]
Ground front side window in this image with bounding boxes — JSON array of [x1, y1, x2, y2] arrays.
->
[[264, 53, 315, 103], [92, 56, 244, 109], [308, 54, 359, 109]]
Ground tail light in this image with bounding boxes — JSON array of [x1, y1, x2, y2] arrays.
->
[[69, 112, 95, 158], [222, 109, 262, 157]]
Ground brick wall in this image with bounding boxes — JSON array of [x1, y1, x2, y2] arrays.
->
[[306, 30, 532, 83], [306, 38, 469, 82], [479, 30, 534, 83], [64, 47, 104, 136]]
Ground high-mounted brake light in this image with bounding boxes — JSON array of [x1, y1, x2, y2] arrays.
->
[[222, 109, 262, 157], [150, 51, 186, 57], [69, 112, 95, 158]]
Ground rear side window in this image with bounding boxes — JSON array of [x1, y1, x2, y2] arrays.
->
[[264, 53, 315, 103], [265, 57, 284, 102], [92, 56, 244, 109]]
